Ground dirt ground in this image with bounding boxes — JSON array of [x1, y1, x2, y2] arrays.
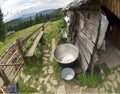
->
[[98, 41, 120, 69]]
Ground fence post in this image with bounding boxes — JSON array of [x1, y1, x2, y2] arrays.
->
[[16, 39, 26, 65], [0, 69, 10, 86]]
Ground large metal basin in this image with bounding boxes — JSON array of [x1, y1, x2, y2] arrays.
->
[[54, 43, 79, 68]]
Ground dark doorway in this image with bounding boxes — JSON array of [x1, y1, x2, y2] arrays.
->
[[101, 6, 120, 49]]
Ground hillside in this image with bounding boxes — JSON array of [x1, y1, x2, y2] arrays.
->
[[0, 24, 41, 55]]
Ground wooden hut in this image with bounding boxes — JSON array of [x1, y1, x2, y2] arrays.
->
[[63, 0, 120, 74]]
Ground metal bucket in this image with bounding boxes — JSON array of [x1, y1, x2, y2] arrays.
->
[[54, 43, 79, 68], [61, 68, 75, 80]]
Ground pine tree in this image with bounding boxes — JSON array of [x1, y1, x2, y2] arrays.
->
[[0, 8, 5, 41]]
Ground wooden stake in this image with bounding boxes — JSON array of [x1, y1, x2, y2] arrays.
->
[[16, 39, 26, 65]]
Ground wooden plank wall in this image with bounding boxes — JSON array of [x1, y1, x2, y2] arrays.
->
[[73, 10, 101, 72], [101, 0, 120, 19]]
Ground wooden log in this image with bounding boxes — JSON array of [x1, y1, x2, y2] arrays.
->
[[26, 31, 44, 57]]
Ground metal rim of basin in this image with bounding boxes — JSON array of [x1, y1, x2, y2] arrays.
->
[[54, 43, 79, 64]]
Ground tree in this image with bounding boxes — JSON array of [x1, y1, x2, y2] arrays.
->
[[0, 8, 5, 41]]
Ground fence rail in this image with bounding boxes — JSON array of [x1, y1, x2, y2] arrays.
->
[[0, 21, 51, 87]]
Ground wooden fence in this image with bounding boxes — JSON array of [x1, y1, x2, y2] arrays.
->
[[0, 22, 50, 87]]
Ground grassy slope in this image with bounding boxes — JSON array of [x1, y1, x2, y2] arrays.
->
[[0, 24, 41, 55]]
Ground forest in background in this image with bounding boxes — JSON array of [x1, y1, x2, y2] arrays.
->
[[5, 8, 63, 32]]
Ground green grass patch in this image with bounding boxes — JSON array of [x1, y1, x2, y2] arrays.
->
[[0, 24, 41, 55], [102, 64, 111, 77], [52, 60, 62, 83], [76, 66, 103, 87], [18, 77, 37, 93]]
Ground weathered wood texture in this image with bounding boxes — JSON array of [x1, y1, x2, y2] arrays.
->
[[101, 0, 120, 19], [26, 31, 43, 57], [73, 11, 101, 71], [0, 43, 23, 86]]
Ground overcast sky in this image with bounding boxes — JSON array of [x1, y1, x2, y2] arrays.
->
[[0, 0, 73, 22]]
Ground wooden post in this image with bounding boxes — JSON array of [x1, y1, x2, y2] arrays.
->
[[42, 24, 44, 31], [90, 18, 101, 75], [16, 39, 26, 65], [0, 69, 10, 85]]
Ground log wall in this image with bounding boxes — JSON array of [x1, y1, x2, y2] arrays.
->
[[101, 0, 120, 19]]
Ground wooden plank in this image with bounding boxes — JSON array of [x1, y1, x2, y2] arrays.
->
[[77, 12, 99, 43], [20, 26, 43, 46], [11, 65, 22, 82], [0, 69, 10, 85], [76, 38, 91, 64], [26, 31, 44, 57], [78, 31, 94, 54], [0, 63, 23, 66], [75, 43, 88, 72]]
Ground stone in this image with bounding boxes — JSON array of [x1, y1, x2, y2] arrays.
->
[[42, 57, 48, 61], [99, 87, 105, 93], [57, 85, 66, 94], [24, 75, 31, 83], [46, 83, 51, 92], [43, 61, 48, 64], [48, 68, 54, 74], [42, 67, 47, 72], [104, 82, 109, 90], [44, 70, 48, 74], [30, 80, 36, 88], [30, 84, 35, 88], [116, 77, 120, 83], [114, 70, 120, 77], [20, 72, 25, 80], [117, 67, 120, 72], [83, 86, 87, 90], [37, 85, 41, 91], [73, 85, 79, 89], [108, 74, 116, 81], [51, 86, 56, 92], [113, 81, 118, 88], [44, 54, 50, 57], [51, 80, 58, 86], [43, 50, 49, 53], [106, 81, 112, 86], [111, 86, 115, 93], [39, 78, 44, 84], [49, 66, 53, 69], [50, 38, 56, 62], [44, 75, 51, 85], [79, 87, 83, 94]]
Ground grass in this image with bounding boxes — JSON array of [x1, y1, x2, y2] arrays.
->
[[18, 77, 38, 93], [0, 24, 41, 55], [75, 64, 111, 87], [17, 19, 66, 93]]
